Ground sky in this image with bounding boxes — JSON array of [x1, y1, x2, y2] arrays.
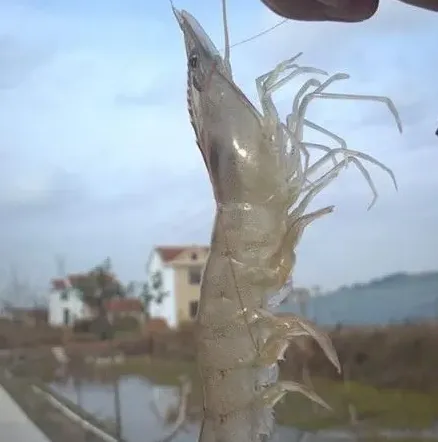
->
[[0, 0, 437, 303]]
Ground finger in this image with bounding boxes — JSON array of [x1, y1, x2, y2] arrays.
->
[[399, 0, 438, 12], [260, 0, 379, 22]]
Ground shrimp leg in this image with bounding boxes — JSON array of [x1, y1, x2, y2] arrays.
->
[[295, 86, 404, 141], [256, 64, 345, 184]]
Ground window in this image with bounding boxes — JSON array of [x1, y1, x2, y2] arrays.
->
[[60, 290, 69, 301], [189, 301, 198, 319], [188, 267, 202, 285], [63, 308, 70, 326], [191, 252, 197, 261]]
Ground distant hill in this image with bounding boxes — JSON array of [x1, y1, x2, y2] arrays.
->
[[278, 271, 438, 326]]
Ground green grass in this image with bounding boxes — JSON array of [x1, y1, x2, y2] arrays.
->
[[275, 378, 438, 430], [363, 439, 438, 442], [108, 356, 438, 431]]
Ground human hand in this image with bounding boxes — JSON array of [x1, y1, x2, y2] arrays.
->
[[260, 0, 438, 22]]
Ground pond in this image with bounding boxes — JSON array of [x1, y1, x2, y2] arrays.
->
[[50, 376, 353, 442]]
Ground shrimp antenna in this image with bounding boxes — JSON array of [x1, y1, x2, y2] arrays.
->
[[222, 0, 232, 75], [230, 18, 288, 49], [220, 17, 288, 52]]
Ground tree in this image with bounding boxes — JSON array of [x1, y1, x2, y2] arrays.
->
[[127, 271, 168, 318], [140, 283, 155, 317], [150, 271, 168, 305], [71, 257, 126, 340]]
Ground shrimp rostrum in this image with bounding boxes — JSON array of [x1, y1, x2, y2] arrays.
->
[[173, 5, 401, 442]]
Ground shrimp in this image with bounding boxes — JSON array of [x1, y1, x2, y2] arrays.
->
[[173, 2, 401, 442]]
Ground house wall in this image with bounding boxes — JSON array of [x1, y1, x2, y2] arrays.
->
[[171, 247, 208, 325], [48, 288, 90, 327], [147, 251, 177, 328]]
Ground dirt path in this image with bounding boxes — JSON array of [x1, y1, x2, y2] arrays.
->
[[0, 384, 50, 442]]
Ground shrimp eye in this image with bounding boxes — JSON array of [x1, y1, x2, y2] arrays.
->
[[189, 53, 198, 69]]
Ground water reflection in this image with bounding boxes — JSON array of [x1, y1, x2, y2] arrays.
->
[[50, 376, 350, 442]]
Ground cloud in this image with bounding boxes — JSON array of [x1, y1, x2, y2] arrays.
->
[[0, 0, 437, 299], [0, 167, 87, 218], [0, 35, 54, 89]]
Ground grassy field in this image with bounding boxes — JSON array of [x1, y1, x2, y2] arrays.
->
[[107, 355, 438, 432], [277, 378, 438, 430]]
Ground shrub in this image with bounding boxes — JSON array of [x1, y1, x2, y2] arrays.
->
[[113, 316, 139, 332], [73, 319, 93, 334]]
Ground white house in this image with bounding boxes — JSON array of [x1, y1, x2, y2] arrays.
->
[[48, 276, 92, 327], [146, 245, 209, 328]]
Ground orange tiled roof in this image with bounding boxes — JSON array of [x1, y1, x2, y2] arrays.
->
[[156, 245, 209, 263], [51, 278, 68, 291], [51, 272, 118, 291]]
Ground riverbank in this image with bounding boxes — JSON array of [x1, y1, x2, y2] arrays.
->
[[2, 320, 438, 441], [4, 350, 438, 442], [0, 368, 123, 442], [104, 356, 438, 433], [50, 372, 438, 442], [0, 380, 49, 442]]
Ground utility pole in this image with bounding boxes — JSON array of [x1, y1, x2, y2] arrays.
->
[[55, 254, 66, 278], [8, 264, 24, 307], [113, 376, 123, 440]]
